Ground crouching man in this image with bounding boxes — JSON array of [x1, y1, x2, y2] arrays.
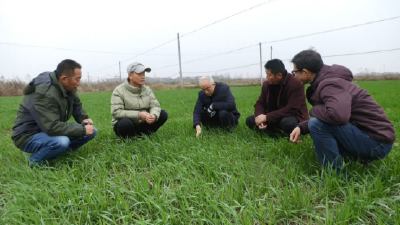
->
[[289, 49, 396, 178], [12, 59, 98, 167], [111, 62, 168, 138], [193, 76, 240, 137], [246, 59, 309, 136]]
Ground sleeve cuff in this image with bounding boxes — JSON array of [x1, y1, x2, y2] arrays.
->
[[296, 124, 304, 134]]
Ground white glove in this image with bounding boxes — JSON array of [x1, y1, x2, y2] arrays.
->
[[207, 104, 216, 117]]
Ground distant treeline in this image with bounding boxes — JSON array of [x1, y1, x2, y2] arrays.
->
[[1, 75, 399, 97]]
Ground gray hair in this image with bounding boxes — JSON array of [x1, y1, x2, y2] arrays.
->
[[199, 76, 214, 85]]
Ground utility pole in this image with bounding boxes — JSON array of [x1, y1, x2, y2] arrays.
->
[[270, 46, 273, 60], [88, 72, 89, 83], [259, 42, 263, 86], [119, 61, 121, 81], [177, 33, 183, 89]]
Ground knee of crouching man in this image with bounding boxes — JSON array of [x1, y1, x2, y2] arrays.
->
[[54, 136, 71, 150], [218, 110, 229, 118], [308, 117, 323, 132]]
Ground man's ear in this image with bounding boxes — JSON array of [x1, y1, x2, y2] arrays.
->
[[303, 69, 310, 78], [59, 75, 68, 84]]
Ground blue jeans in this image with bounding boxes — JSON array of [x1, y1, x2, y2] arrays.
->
[[308, 117, 392, 177], [23, 123, 98, 166]]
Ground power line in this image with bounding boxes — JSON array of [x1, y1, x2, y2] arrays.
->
[[180, 0, 275, 38], [281, 47, 400, 61], [0, 41, 135, 54], [1, 0, 273, 57], [169, 72, 180, 77], [261, 15, 400, 45], [322, 47, 400, 58], [187, 47, 400, 74], [155, 44, 258, 69], [184, 63, 259, 74], [0, 41, 178, 55], [120, 38, 177, 63], [89, 38, 178, 73], [88, 63, 121, 73], [155, 15, 400, 70], [0, 41, 220, 56], [90, 1, 275, 73]]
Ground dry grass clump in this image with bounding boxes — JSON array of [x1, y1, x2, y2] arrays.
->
[[0, 79, 25, 96], [353, 74, 400, 81], [148, 84, 181, 90], [78, 82, 120, 93]]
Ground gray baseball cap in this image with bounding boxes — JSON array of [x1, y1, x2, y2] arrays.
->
[[127, 62, 151, 73]]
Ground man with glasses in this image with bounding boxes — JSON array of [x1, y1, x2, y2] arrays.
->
[[193, 76, 240, 137], [246, 59, 309, 136], [111, 62, 168, 138], [289, 49, 395, 178]]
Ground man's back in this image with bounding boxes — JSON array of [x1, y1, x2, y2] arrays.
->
[[307, 64, 395, 143]]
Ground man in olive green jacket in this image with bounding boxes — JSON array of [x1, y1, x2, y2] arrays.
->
[[111, 62, 168, 138], [12, 59, 97, 167]]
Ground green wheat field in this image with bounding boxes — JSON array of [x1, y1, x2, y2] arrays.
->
[[0, 80, 399, 224]]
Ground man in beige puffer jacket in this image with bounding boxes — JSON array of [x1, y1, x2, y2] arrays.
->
[[111, 62, 168, 138]]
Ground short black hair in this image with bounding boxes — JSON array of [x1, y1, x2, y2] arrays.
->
[[56, 59, 82, 79], [264, 59, 286, 76], [291, 49, 324, 74]]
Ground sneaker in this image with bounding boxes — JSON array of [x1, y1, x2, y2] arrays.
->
[[29, 160, 49, 169]]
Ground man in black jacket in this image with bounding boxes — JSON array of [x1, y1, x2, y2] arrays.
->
[[193, 76, 240, 137]]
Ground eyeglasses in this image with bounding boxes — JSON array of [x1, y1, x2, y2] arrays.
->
[[201, 85, 213, 92], [291, 69, 302, 75]]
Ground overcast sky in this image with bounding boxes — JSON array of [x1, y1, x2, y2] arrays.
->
[[1, 0, 399, 81]]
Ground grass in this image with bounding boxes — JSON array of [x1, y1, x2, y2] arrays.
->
[[0, 80, 399, 224]]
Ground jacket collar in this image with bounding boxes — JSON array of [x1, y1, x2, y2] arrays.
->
[[50, 72, 69, 98], [210, 82, 220, 97], [282, 72, 289, 85], [268, 71, 288, 88], [123, 79, 146, 94]]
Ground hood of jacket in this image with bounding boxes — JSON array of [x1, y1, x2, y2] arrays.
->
[[23, 72, 68, 97], [313, 64, 353, 86]]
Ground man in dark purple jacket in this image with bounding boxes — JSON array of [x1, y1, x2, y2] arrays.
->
[[289, 49, 396, 178], [246, 59, 309, 136]]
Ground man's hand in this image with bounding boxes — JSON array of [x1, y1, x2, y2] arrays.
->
[[85, 125, 95, 135], [255, 114, 267, 126], [290, 127, 302, 143], [207, 104, 216, 118], [258, 122, 267, 130], [81, 118, 93, 125], [196, 125, 202, 137], [139, 112, 150, 121], [146, 114, 156, 124]]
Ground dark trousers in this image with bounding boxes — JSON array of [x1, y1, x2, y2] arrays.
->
[[246, 115, 298, 136], [114, 110, 168, 138], [201, 110, 238, 129]]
